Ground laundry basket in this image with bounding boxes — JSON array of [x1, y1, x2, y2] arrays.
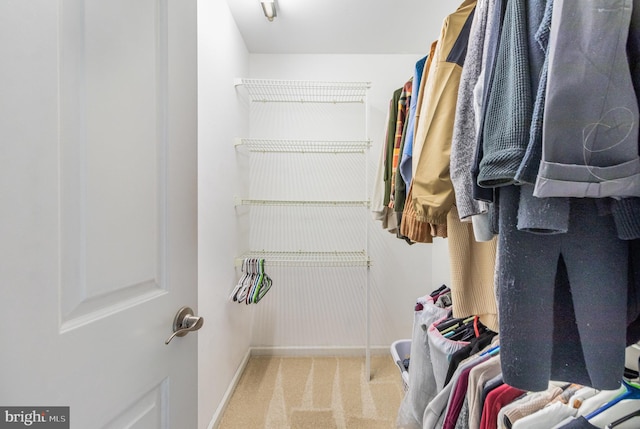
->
[[390, 339, 411, 393]]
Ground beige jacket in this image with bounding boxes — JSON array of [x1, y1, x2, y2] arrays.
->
[[405, 0, 477, 228]]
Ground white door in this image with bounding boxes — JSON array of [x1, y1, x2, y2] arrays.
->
[[0, 1, 198, 428]]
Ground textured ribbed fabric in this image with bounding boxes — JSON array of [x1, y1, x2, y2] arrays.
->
[[501, 386, 563, 428], [612, 198, 640, 240], [400, 182, 447, 243], [501, 0, 572, 235], [609, 1, 640, 240], [451, 0, 490, 220], [471, 0, 506, 203], [477, 0, 532, 187], [447, 205, 499, 332], [514, 0, 554, 185]]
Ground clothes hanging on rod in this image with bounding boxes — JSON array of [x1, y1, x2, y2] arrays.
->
[[398, 285, 640, 429], [372, 0, 499, 333], [395, 286, 501, 429], [376, 0, 640, 403]]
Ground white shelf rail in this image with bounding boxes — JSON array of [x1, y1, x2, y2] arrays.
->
[[234, 197, 370, 208], [234, 78, 371, 103], [234, 250, 371, 268], [234, 138, 371, 154]]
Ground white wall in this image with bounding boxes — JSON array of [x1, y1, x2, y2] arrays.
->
[[197, 1, 252, 428], [196, 37, 453, 426], [247, 54, 452, 348]]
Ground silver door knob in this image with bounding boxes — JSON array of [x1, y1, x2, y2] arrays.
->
[[165, 306, 204, 345]]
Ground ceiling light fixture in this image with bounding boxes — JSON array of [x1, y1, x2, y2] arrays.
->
[[261, 0, 277, 22]]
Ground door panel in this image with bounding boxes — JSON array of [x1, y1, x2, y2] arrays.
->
[[102, 379, 168, 429], [0, 1, 198, 428], [59, 0, 168, 329]]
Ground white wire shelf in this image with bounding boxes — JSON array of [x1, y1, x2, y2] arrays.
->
[[234, 78, 371, 103], [235, 138, 371, 153], [234, 197, 370, 208], [234, 250, 371, 267]]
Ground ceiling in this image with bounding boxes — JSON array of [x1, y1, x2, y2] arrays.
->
[[225, 0, 456, 55]]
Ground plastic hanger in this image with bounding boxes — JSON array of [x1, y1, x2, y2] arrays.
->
[[430, 284, 448, 297], [586, 379, 640, 420], [441, 316, 477, 337], [249, 259, 266, 304], [481, 345, 500, 357], [246, 258, 261, 304], [436, 317, 463, 333], [229, 258, 250, 302], [606, 408, 640, 428], [437, 316, 475, 335], [448, 317, 487, 342], [255, 272, 272, 303], [605, 408, 640, 429], [236, 258, 256, 303]]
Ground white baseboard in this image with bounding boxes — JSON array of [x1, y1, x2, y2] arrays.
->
[[250, 345, 390, 357], [205, 345, 391, 428], [206, 348, 252, 429]]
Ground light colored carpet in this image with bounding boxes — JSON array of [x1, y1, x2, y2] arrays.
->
[[218, 355, 404, 429]]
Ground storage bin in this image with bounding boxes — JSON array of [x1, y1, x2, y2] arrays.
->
[[390, 339, 411, 393]]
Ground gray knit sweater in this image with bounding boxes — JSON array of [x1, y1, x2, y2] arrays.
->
[[450, 0, 490, 221], [477, 0, 532, 187]]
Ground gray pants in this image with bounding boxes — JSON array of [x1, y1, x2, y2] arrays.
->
[[534, 0, 640, 198], [497, 185, 628, 392]]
